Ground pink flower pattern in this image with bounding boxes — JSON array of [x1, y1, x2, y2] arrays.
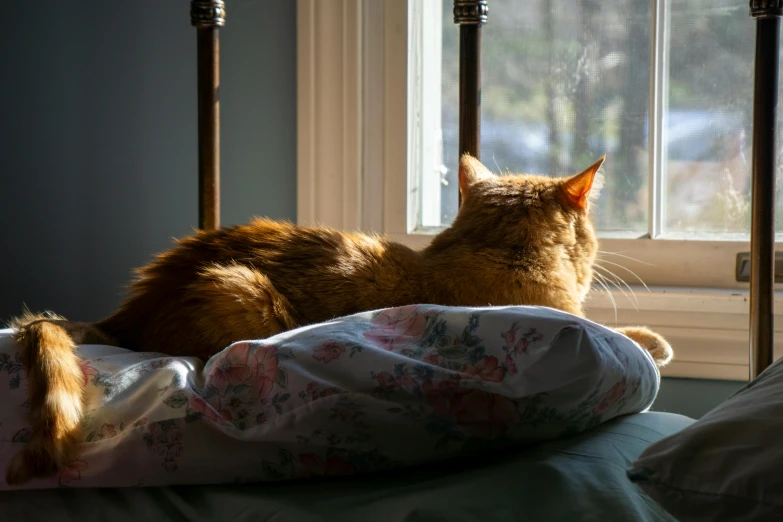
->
[[459, 356, 506, 382], [363, 305, 431, 351], [313, 341, 345, 363], [189, 395, 230, 422], [299, 381, 342, 402], [298, 453, 357, 477], [58, 459, 88, 486], [592, 378, 628, 414], [144, 421, 185, 472], [251, 344, 279, 400], [209, 342, 254, 396], [79, 360, 99, 386]]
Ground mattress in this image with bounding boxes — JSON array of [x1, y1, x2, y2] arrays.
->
[[0, 411, 691, 522]]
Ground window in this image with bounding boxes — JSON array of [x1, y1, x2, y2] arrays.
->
[[296, 0, 783, 381], [413, 0, 783, 289]]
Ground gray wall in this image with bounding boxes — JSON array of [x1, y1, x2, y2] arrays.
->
[[0, 0, 296, 322], [653, 377, 744, 418]]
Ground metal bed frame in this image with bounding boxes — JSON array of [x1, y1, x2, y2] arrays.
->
[[748, 0, 780, 378], [190, 0, 780, 379], [190, 0, 224, 231]]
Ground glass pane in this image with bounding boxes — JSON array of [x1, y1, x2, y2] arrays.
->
[[663, 1, 755, 238], [439, 0, 651, 235]]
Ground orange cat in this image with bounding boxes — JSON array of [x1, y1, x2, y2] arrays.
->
[[5, 154, 673, 485]]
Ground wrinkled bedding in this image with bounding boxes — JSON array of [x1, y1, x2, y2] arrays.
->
[[0, 412, 692, 522], [0, 304, 660, 490]]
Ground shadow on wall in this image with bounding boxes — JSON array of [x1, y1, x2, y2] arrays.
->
[[0, 0, 296, 323], [652, 378, 745, 419]]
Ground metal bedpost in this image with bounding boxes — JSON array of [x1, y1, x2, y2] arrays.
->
[[748, 0, 781, 379], [454, 0, 488, 206], [191, 0, 225, 231]]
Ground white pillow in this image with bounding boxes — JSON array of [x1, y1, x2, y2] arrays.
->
[[1, 305, 659, 489], [629, 357, 783, 521]]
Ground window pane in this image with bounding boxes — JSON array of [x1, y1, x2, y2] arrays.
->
[[663, 1, 755, 238], [663, 1, 783, 239], [439, 0, 651, 235]]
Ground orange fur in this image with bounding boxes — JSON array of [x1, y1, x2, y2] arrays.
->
[[6, 312, 113, 484], [5, 155, 672, 485]]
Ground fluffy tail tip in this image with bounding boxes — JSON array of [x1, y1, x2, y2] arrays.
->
[[5, 441, 67, 485]]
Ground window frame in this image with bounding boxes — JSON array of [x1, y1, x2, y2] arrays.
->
[[296, 0, 783, 382]]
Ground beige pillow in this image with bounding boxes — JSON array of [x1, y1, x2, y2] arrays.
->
[[628, 359, 783, 521]]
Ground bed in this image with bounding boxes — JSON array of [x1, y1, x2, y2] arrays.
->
[[1, 0, 779, 521], [4, 412, 692, 522]]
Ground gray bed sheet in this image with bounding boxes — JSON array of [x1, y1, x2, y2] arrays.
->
[[0, 411, 692, 522]]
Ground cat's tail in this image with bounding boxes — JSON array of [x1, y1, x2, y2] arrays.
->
[[4, 311, 113, 486]]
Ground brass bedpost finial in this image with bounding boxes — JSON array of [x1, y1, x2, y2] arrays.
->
[[453, 0, 488, 25], [191, 0, 226, 28], [750, 0, 783, 18], [453, 0, 487, 208]]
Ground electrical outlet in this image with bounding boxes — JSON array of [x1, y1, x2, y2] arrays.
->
[[735, 252, 783, 283]]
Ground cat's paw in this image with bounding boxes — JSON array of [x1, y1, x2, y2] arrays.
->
[[615, 326, 673, 367]]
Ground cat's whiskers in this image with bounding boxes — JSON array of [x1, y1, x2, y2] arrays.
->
[[594, 258, 651, 293], [594, 264, 643, 310], [591, 271, 618, 323], [594, 263, 640, 305], [593, 267, 639, 311], [597, 250, 656, 266], [595, 251, 651, 291], [491, 154, 502, 175]]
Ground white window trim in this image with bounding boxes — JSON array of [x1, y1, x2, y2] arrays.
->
[[296, 0, 364, 231], [296, 0, 782, 382], [296, 0, 410, 236]]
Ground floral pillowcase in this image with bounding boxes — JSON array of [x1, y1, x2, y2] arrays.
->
[[0, 305, 659, 489]]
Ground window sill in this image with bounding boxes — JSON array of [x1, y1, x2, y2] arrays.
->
[[585, 287, 783, 382]]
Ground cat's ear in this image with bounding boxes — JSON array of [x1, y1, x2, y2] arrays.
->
[[562, 155, 606, 210], [459, 154, 495, 195]]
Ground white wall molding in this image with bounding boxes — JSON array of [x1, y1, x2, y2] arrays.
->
[[297, 0, 410, 235], [361, 0, 387, 233], [586, 288, 783, 381], [297, 0, 363, 230]]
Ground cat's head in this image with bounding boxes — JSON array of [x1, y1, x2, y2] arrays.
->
[[448, 154, 605, 309]]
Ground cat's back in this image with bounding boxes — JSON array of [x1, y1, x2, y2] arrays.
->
[[228, 217, 410, 267], [178, 218, 425, 319]]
